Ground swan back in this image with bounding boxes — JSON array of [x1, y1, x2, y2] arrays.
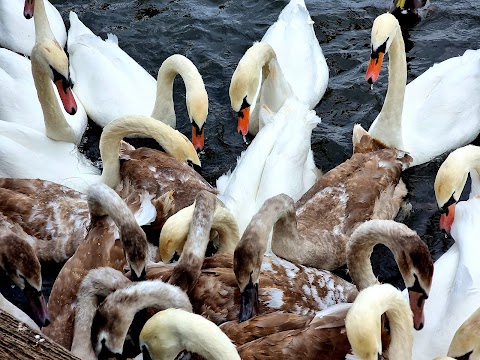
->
[[261, 0, 328, 108], [67, 12, 157, 128], [140, 308, 241, 360], [256, 98, 321, 206]]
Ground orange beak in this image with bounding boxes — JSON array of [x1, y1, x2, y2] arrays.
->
[[192, 125, 204, 151], [365, 52, 385, 84], [54, 79, 77, 115], [237, 106, 250, 136], [439, 203, 456, 234]]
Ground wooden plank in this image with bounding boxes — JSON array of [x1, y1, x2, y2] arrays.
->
[[0, 311, 79, 360]]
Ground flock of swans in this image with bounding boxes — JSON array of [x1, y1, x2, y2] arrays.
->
[[0, 0, 480, 359]]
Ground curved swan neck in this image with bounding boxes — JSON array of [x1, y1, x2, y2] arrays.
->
[[151, 55, 206, 127], [140, 309, 241, 360], [94, 281, 193, 355], [347, 220, 423, 291], [71, 268, 131, 360], [369, 24, 406, 149], [211, 205, 240, 255], [99, 115, 196, 189], [30, 51, 78, 143], [87, 184, 147, 278], [169, 192, 217, 292], [33, 0, 55, 42], [234, 194, 299, 283], [346, 284, 413, 360]]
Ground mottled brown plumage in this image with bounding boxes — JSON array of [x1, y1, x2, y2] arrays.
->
[[0, 178, 89, 262], [118, 147, 217, 213], [43, 185, 174, 349], [272, 124, 412, 270], [145, 191, 357, 325]]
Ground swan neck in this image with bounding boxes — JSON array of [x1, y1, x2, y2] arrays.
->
[[151, 55, 206, 128], [31, 55, 77, 143], [211, 206, 240, 255], [71, 269, 131, 360], [371, 25, 406, 149], [173, 319, 240, 360], [385, 297, 413, 359], [170, 192, 217, 290], [237, 194, 298, 278], [34, 0, 55, 41], [99, 116, 178, 189], [347, 223, 412, 290]]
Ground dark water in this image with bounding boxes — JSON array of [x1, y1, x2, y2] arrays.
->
[[3, 0, 480, 319]]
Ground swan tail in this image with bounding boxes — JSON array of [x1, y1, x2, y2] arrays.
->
[[352, 124, 392, 154], [216, 169, 233, 195], [304, 110, 321, 129], [106, 33, 119, 45], [67, 11, 95, 48]]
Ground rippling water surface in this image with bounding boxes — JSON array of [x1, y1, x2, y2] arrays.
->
[[3, 0, 480, 311]]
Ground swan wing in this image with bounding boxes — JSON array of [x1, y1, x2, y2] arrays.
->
[[68, 12, 156, 128], [402, 49, 480, 165]]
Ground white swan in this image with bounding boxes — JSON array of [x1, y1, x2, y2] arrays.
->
[[216, 95, 321, 236], [366, 13, 480, 167], [0, 0, 87, 142], [406, 197, 480, 358], [229, 0, 328, 136], [67, 12, 208, 150], [0, 0, 66, 56]]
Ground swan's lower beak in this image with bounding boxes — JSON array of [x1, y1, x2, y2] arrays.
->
[[239, 280, 258, 322], [237, 107, 250, 136], [408, 290, 426, 330], [54, 79, 77, 115], [192, 125, 205, 151], [439, 203, 456, 234], [23, 283, 50, 328], [24, 0, 34, 19], [366, 52, 385, 84]]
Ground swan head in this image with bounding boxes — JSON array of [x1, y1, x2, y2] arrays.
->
[[120, 224, 148, 281], [366, 13, 400, 84], [233, 233, 262, 322], [159, 204, 194, 263], [187, 89, 209, 151], [399, 246, 433, 331], [229, 42, 276, 135], [0, 232, 49, 327], [31, 38, 78, 115], [434, 145, 475, 210]]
